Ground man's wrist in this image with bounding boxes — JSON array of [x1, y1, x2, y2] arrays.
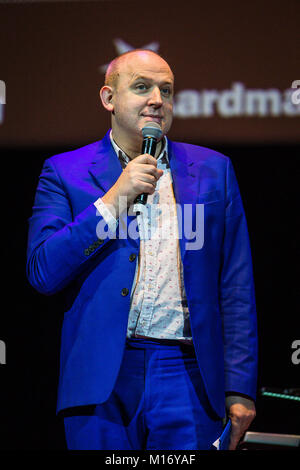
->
[[225, 393, 255, 409]]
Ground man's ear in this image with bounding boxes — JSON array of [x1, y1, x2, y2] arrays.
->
[[99, 85, 114, 113]]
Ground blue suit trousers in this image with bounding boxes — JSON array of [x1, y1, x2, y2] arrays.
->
[[63, 338, 223, 450]]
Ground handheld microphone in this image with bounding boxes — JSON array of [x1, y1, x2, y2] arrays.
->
[[134, 122, 163, 205]]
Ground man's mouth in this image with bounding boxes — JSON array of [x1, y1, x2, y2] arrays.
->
[[142, 114, 163, 122]]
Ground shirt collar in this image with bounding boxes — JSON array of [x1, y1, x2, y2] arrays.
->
[[109, 130, 169, 169]]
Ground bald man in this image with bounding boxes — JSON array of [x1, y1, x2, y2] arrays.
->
[[27, 50, 258, 450]]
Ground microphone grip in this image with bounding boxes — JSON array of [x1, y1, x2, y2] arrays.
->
[[142, 136, 157, 157], [134, 137, 157, 205]]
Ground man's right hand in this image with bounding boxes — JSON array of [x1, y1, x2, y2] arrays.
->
[[102, 154, 163, 218]]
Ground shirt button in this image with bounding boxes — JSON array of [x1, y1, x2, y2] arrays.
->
[[121, 288, 129, 296], [129, 253, 136, 262]]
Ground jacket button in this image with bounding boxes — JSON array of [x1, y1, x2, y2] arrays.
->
[[129, 253, 136, 262], [121, 288, 129, 296]]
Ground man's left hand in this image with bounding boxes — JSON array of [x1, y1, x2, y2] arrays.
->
[[225, 396, 256, 450]]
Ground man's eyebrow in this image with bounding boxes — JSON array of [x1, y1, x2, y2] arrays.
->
[[130, 75, 173, 85]]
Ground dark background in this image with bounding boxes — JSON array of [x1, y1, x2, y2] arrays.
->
[[0, 0, 299, 450]]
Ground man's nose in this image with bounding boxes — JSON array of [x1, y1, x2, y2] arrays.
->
[[148, 86, 163, 106]]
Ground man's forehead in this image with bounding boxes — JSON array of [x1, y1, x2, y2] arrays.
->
[[119, 52, 173, 81]]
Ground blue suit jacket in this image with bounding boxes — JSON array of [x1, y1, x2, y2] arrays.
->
[[26, 130, 258, 418]]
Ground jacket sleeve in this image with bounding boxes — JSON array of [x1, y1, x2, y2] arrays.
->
[[220, 158, 258, 400], [26, 158, 114, 295]]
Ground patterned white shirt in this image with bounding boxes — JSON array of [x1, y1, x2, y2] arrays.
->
[[94, 132, 192, 343]]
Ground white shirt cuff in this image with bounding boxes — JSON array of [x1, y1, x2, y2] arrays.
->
[[94, 197, 118, 233]]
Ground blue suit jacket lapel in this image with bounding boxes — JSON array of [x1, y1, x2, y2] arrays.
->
[[88, 130, 123, 194]]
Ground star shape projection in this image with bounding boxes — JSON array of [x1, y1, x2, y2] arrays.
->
[[99, 38, 160, 73]]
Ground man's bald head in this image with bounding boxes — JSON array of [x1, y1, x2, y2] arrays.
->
[[104, 49, 174, 89]]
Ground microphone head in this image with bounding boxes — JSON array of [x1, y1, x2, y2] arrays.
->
[[142, 122, 163, 140]]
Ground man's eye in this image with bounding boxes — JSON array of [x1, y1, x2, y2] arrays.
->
[[162, 88, 172, 96], [136, 83, 147, 91]]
